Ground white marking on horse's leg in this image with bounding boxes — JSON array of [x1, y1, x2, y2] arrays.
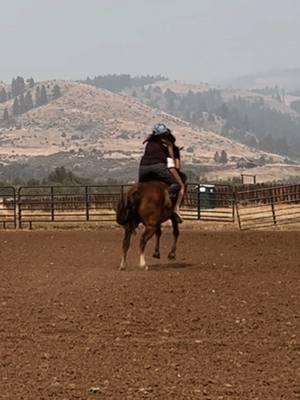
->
[[119, 256, 127, 271], [139, 253, 147, 270]]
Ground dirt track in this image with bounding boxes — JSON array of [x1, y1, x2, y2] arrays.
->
[[0, 228, 299, 399]]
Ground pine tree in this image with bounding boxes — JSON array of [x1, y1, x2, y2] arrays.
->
[[12, 97, 20, 115], [11, 78, 17, 97], [0, 87, 7, 103], [52, 84, 61, 100], [35, 86, 41, 106], [17, 76, 25, 95], [27, 78, 35, 88], [3, 108, 9, 122], [220, 150, 228, 163], [40, 85, 48, 105], [19, 93, 26, 114], [214, 151, 220, 163], [11, 76, 25, 97], [24, 91, 33, 111]]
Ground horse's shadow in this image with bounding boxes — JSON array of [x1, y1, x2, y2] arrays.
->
[[148, 261, 194, 271]]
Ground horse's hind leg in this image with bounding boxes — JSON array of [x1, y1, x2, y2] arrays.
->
[[119, 226, 132, 271], [140, 226, 156, 270], [168, 216, 179, 260], [152, 225, 162, 259]]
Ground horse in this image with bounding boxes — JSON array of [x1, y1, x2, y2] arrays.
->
[[116, 181, 180, 271]]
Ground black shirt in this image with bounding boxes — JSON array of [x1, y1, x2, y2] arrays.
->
[[140, 138, 169, 166]]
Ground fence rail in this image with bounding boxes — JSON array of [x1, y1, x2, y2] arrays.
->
[[183, 184, 235, 222], [17, 185, 128, 228], [235, 183, 300, 230], [1, 183, 300, 230], [0, 187, 16, 229]]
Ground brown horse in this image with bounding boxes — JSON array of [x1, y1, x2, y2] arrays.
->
[[116, 181, 180, 270]]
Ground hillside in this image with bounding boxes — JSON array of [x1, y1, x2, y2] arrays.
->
[[0, 80, 284, 182], [124, 79, 300, 159], [227, 68, 300, 91]]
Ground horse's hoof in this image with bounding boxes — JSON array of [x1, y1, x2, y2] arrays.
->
[[168, 252, 176, 261], [144, 264, 149, 271], [119, 264, 126, 271], [152, 252, 160, 259]]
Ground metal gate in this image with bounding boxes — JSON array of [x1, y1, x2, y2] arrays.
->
[[235, 184, 300, 230], [0, 187, 17, 229], [183, 184, 235, 222]]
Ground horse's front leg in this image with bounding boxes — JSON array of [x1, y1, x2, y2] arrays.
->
[[119, 226, 132, 270], [168, 215, 179, 260], [140, 226, 156, 270], [152, 225, 162, 259]]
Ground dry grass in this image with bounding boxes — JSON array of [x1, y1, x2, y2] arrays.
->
[[0, 81, 283, 165]]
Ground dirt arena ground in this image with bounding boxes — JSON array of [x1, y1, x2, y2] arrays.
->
[[0, 228, 299, 400]]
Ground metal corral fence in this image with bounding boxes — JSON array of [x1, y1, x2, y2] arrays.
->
[[1, 182, 300, 230], [0, 183, 235, 229], [235, 183, 300, 230], [183, 184, 235, 222], [0, 186, 17, 229], [17, 185, 131, 229]]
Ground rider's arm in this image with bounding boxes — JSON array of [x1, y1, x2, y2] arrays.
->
[[173, 145, 181, 170], [161, 138, 176, 163]]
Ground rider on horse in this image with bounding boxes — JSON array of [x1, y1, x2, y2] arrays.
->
[[139, 123, 185, 223]]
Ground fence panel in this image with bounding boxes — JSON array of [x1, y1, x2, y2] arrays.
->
[[183, 184, 235, 222], [235, 184, 300, 230], [0, 187, 17, 229], [18, 185, 128, 228], [17, 183, 235, 228]]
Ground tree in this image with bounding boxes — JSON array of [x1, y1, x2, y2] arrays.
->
[[0, 87, 7, 103], [220, 150, 228, 163], [11, 78, 16, 97], [35, 86, 41, 106], [48, 166, 81, 184], [11, 76, 25, 97], [214, 151, 220, 163], [52, 84, 61, 100], [24, 91, 34, 111], [27, 178, 40, 185], [19, 94, 26, 113], [27, 78, 35, 88], [220, 103, 229, 119], [164, 89, 176, 113], [207, 113, 215, 123], [40, 85, 48, 105], [243, 114, 250, 131], [3, 108, 9, 122], [12, 97, 20, 115]]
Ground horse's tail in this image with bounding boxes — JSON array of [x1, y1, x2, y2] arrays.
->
[[116, 187, 140, 231], [116, 192, 129, 226]]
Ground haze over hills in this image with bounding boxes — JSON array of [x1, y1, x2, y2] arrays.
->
[[227, 68, 300, 92], [0, 74, 299, 183], [120, 73, 300, 160]]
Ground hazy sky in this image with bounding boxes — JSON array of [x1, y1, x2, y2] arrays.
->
[[1, 0, 300, 83]]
